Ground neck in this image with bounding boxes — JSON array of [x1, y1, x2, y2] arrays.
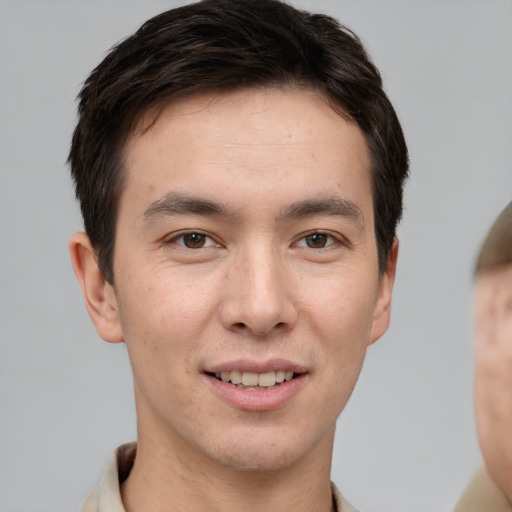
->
[[121, 418, 335, 512]]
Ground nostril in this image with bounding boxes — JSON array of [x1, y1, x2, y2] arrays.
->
[[234, 322, 246, 328]]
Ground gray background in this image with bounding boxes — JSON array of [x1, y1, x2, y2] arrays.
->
[[1, 1, 511, 511]]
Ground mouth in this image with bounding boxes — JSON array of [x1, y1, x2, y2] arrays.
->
[[205, 370, 303, 390], [204, 364, 307, 411]]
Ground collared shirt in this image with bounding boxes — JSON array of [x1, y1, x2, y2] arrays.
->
[[454, 466, 512, 512], [82, 443, 359, 512]]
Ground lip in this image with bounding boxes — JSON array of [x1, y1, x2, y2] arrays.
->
[[202, 359, 308, 412], [204, 372, 307, 412], [205, 358, 307, 375]]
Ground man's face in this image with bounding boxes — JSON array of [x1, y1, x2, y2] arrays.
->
[[104, 88, 395, 471]]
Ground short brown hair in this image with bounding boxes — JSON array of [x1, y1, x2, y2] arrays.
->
[[475, 200, 512, 274], [69, 0, 409, 283]]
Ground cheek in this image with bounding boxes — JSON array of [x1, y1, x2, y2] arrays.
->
[[300, 274, 378, 344], [115, 271, 220, 380], [299, 274, 377, 406], [121, 266, 218, 331]]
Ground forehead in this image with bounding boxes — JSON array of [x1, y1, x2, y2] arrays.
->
[[121, 87, 372, 214]]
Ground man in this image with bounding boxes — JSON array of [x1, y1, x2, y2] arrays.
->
[[68, 1, 408, 510], [455, 201, 512, 511]]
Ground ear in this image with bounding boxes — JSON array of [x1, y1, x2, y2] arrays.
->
[[368, 237, 399, 345], [69, 232, 124, 343]]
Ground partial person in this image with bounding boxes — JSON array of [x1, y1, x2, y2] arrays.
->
[[455, 200, 512, 511], [68, 1, 408, 511]]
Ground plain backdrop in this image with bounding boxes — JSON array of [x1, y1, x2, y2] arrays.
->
[[1, 1, 511, 511]]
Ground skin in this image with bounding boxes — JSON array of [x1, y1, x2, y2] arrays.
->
[[474, 263, 512, 502], [70, 87, 398, 512]]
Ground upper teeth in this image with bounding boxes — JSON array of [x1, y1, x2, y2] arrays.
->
[[216, 370, 294, 387]]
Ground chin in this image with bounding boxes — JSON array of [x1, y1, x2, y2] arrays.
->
[[213, 448, 297, 472], [204, 429, 316, 472]]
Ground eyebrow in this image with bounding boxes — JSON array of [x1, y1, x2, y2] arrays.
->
[[143, 192, 364, 227], [279, 197, 364, 227], [143, 192, 235, 221]]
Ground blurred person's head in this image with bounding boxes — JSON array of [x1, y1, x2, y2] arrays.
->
[[473, 200, 512, 500]]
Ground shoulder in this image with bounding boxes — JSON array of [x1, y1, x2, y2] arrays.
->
[[81, 486, 99, 512], [454, 466, 512, 512], [81, 443, 136, 512], [331, 482, 360, 512]]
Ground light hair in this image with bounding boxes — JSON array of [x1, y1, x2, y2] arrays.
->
[[474, 200, 512, 274]]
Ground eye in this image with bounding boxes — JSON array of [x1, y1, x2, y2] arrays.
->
[[296, 232, 336, 249], [170, 232, 219, 249]]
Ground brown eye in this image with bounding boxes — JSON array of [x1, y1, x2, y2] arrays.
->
[[169, 231, 219, 249], [182, 233, 207, 248], [305, 233, 329, 248]]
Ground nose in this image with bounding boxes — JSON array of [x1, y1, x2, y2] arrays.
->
[[219, 247, 298, 337]]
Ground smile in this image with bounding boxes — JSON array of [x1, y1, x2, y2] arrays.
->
[[209, 370, 297, 389], [203, 360, 308, 411]]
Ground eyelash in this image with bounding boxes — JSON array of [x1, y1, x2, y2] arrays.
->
[[164, 230, 346, 251], [164, 231, 220, 249], [294, 231, 346, 250]]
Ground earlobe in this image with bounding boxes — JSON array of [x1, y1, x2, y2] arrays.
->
[[369, 238, 399, 345], [69, 232, 124, 343]]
